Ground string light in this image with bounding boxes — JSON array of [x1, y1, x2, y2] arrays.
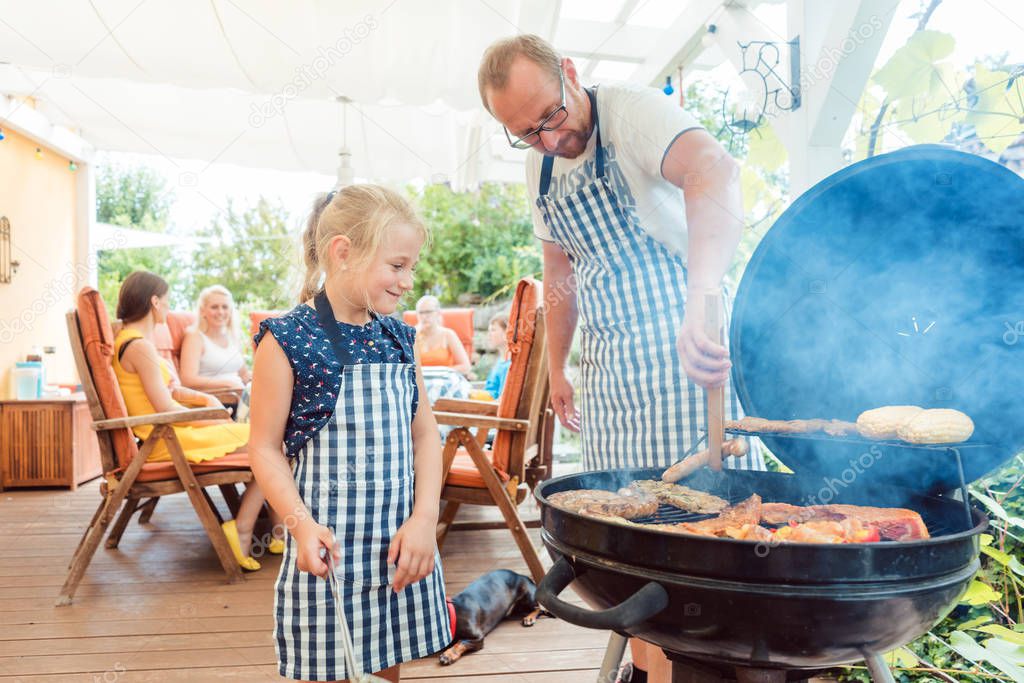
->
[[68, 160, 78, 172], [35, 147, 43, 160], [663, 75, 674, 96], [0, 128, 5, 141]]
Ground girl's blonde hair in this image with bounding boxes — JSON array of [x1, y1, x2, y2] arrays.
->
[[299, 184, 427, 303], [194, 284, 238, 336]]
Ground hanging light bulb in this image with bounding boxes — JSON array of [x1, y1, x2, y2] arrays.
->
[[334, 95, 356, 188], [35, 147, 43, 160], [663, 75, 674, 96], [0, 128, 5, 141], [335, 146, 354, 188], [68, 160, 78, 172]]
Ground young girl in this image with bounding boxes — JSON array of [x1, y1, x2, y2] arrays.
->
[[248, 185, 451, 682], [484, 312, 510, 399]]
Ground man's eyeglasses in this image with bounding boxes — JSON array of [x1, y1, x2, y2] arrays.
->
[[503, 68, 569, 150], [417, 309, 440, 315]]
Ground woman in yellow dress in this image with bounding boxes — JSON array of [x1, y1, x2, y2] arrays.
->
[[113, 271, 280, 571]]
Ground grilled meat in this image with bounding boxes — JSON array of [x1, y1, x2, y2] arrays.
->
[[761, 502, 930, 540], [726, 417, 859, 436], [630, 480, 729, 514], [548, 488, 659, 519], [680, 494, 762, 536]]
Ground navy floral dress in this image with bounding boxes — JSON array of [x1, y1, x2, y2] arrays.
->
[[254, 303, 419, 457]]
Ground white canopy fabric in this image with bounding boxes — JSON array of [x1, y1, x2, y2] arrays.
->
[[0, 0, 731, 186]]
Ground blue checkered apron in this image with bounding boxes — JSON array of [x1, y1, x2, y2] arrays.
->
[[536, 88, 762, 472], [274, 291, 451, 681]]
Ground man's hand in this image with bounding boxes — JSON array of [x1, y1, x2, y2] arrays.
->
[[550, 368, 580, 432], [677, 300, 731, 388]]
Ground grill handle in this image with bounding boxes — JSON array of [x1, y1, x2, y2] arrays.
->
[[536, 557, 668, 631]]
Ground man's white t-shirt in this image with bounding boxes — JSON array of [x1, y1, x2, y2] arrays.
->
[[525, 82, 703, 262]]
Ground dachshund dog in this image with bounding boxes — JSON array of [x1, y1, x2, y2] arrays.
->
[[439, 569, 552, 665]]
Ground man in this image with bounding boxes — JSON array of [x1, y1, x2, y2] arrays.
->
[[478, 35, 762, 682]]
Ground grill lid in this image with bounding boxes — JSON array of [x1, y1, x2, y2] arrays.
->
[[730, 145, 1024, 493]]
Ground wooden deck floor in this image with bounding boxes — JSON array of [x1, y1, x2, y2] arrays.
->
[[0, 472, 610, 682]]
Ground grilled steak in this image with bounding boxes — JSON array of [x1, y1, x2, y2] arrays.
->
[[548, 488, 659, 519], [680, 494, 763, 537], [630, 480, 729, 514], [761, 502, 929, 540]]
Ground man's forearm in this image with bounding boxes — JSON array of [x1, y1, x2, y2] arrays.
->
[[684, 156, 743, 292]]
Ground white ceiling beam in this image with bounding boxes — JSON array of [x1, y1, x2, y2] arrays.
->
[[629, 0, 725, 87], [805, 0, 899, 146], [555, 18, 664, 65], [516, 0, 562, 40]]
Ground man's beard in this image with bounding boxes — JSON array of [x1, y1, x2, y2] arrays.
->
[[548, 129, 590, 159]]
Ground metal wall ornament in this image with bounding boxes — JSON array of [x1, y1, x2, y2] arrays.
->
[[723, 37, 802, 134], [1, 216, 20, 284]]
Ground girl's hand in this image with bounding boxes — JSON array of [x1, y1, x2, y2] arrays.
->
[[293, 521, 338, 578], [387, 513, 437, 592], [238, 367, 252, 384]]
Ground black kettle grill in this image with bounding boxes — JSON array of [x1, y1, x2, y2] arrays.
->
[[534, 146, 1024, 682]]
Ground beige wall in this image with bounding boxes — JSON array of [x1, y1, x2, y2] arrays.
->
[[0, 127, 85, 398]]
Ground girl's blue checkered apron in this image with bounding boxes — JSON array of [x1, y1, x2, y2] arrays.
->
[[274, 290, 451, 681], [536, 87, 762, 472]]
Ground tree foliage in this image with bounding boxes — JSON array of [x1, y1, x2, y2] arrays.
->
[[189, 197, 298, 311], [94, 164, 186, 313], [408, 181, 540, 305]]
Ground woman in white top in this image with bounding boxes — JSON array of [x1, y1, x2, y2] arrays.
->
[[180, 285, 251, 392]]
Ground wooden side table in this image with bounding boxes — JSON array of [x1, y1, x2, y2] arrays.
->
[[0, 393, 102, 490]]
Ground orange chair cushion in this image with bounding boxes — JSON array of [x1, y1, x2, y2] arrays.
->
[[491, 278, 541, 472], [76, 288, 139, 469], [444, 447, 510, 489], [249, 311, 284, 349], [403, 308, 474, 360], [159, 311, 197, 370], [122, 450, 252, 483]]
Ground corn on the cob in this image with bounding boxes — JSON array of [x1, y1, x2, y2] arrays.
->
[[856, 406, 923, 439], [896, 408, 974, 444]]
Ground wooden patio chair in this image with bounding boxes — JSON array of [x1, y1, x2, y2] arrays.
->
[[57, 287, 253, 606], [432, 278, 554, 583]]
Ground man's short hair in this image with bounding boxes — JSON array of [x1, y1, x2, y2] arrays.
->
[[478, 34, 561, 112]]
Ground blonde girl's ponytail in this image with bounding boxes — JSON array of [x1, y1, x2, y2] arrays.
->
[[298, 191, 335, 302]]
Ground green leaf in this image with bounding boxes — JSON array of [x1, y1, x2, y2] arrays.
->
[[883, 646, 919, 668], [960, 579, 1001, 605], [966, 62, 1024, 155], [961, 615, 993, 630], [981, 544, 1014, 566], [977, 625, 1024, 646], [983, 636, 1024, 665], [873, 30, 956, 100], [980, 533, 995, 547], [973, 490, 1024, 528], [949, 630, 1024, 681]]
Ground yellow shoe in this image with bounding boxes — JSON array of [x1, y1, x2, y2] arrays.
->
[[221, 520, 261, 571], [268, 537, 285, 555]]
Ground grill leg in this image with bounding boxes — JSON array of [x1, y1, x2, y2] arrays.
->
[[597, 632, 628, 683], [863, 653, 896, 683], [734, 669, 786, 683]]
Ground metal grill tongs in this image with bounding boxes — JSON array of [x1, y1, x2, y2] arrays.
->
[[320, 548, 389, 683]]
